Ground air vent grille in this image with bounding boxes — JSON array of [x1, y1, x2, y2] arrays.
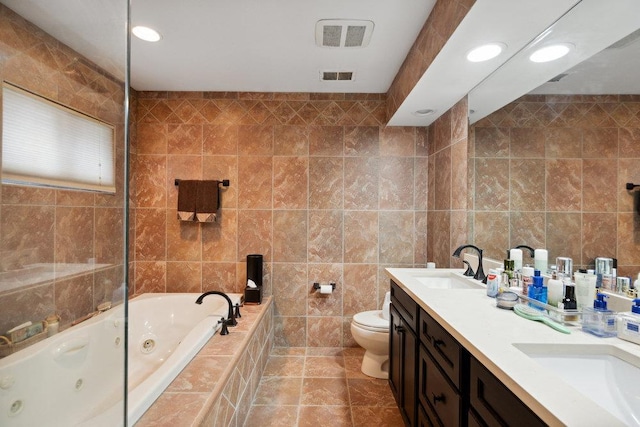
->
[[323, 26, 342, 47], [316, 20, 374, 48], [321, 71, 355, 81]]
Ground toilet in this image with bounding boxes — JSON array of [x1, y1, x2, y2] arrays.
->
[[350, 291, 391, 379]]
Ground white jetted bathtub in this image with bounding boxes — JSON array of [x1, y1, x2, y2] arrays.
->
[[0, 292, 241, 426]]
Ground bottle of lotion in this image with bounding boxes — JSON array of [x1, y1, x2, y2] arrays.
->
[[547, 271, 564, 308]]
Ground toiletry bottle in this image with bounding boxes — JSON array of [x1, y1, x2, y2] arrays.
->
[[528, 270, 547, 310], [574, 270, 596, 312], [561, 282, 578, 321], [581, 293, 617, 337], [503, 259, 514, 288], [521, 266, 534, 296], [595, 257, 613, 290], [617, 299, 640, 345], [486, 269, 499, 298], [509, 249, 523, 273], [547, 271, 564, 308], [534, 249, 548, 275]]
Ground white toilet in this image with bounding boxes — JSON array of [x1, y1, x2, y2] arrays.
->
[[350, 291, 391, 379]]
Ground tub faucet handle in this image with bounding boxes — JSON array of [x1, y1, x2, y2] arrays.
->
[[234, 303, 241, 319], [218, 317, 229, 335]]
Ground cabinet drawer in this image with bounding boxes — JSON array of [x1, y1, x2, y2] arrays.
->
[[420, 308, 463, 389], [419, 345, 460, 427], [391, 280, 418, 331], [469, 356, 545, 427]]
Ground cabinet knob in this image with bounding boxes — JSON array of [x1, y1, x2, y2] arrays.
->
[[432, 393, 446, 405], [433, 338, 445, 348], [394, 324, 405, 333]]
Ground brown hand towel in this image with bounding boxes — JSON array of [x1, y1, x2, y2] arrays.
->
[[177, 180, 197, 221], [196, 180, 220, 222]]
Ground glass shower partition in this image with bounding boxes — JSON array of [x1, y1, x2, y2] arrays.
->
[[0, 1, 129, 426]]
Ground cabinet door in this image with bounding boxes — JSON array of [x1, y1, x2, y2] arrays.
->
[[389, 303, 403, 404], [420, 308, 463, 390], [389, 304, 417, 426], [469, 356, 545, 427], [419, 345, 460, 427]]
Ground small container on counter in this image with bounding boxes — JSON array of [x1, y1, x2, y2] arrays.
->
[[617, 299, 640, 346], [528, 270, 547, 310], [486, 269, 500, 298], [582, 293, 616, 338]]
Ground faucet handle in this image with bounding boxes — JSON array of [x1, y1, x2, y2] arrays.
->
[[462, 260, 474, 277], [234, 303, 241, 319], [218, 317, 229, 335]]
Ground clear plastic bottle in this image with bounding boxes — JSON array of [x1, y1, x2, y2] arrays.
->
[[617, 299, 640, 345], [582, 293, 616, 337]]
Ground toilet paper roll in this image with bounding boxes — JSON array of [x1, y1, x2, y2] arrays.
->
[[320, 284, 333, 294]]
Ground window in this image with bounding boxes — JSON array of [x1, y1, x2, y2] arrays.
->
[[2, 83, 115, 193]]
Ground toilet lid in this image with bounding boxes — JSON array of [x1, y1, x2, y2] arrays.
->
[[353, 310, 389, 331]]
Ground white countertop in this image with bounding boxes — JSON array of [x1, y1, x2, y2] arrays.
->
[[386, 268, 640, 427]]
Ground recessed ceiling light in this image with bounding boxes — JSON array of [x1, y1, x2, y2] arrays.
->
[[132, 26, 162, 42], [413, 109, 436, 117], [466, 43, 506, 62], [529, 43, 573, 63]]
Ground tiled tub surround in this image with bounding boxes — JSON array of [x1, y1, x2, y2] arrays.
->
[[0, 4, 127, 335], [132, 91, 431, 348], [136, 297, 274, 427], [470, 94, 640, 276], [1, 293, 239, 426]]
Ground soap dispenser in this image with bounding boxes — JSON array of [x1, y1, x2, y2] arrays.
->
[[581, 293, 616, 337], [617, 299, 640, 345]]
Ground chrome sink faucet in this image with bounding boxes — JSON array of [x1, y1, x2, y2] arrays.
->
[[195, 291, 238, 335], [452, 244, 486, 283]]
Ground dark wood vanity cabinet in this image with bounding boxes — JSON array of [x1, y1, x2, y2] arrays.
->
[[469, 356, 545, 427], [390, 282, 418, 426], [389, 280, 548, 427], [418, 308, 467, 427]]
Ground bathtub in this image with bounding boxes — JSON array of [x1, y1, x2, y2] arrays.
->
[[0, 292, 242, 426]]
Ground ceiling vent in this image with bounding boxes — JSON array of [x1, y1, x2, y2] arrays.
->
[[315, 20, 374, 48], [320, 71, 355, 81]]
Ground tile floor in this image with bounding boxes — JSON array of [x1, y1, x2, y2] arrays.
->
[[244, 347, 403, 427]]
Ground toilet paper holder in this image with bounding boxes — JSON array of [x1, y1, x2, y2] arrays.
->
[[313, 282, 336, 291]]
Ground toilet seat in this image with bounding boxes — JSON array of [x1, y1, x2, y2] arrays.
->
[[352, 310, 389, 332]]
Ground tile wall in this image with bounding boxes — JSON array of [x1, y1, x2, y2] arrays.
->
[[426, 97, 470, 268], [470, 94, 640, 276], [0, 5, 126, 334], [132, 91, 430, 347]]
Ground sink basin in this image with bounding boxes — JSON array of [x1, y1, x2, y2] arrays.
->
[[514, 343, 640, 426], [415, 276, 483, 289]]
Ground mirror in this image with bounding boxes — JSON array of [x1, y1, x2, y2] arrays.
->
[[466, 0, 640, 275]]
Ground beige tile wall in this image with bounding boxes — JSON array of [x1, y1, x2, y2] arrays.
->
[[132, 92, 429, 346], [470, 94, 640, 277], [427, 97, 470, 268], [0, 5, 126, 334]]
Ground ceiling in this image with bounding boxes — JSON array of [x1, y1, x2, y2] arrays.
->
[[1, 0, 640, 126]]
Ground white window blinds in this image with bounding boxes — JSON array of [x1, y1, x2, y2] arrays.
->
[[2, 83, 115, 193]]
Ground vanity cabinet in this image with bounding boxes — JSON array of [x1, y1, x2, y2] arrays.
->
[[468, 356, 545, 427], [390, 282, 418, 426], [418, 308, 467, 426], [390, 280, 547, 427]]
